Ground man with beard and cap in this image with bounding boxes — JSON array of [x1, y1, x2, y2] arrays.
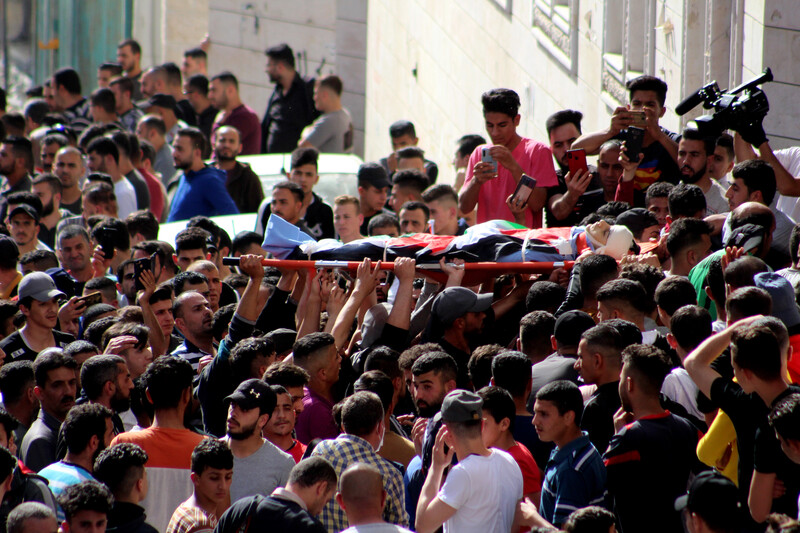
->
[[677, 128, 729, 215], [21, 349, 78, 472], [430, 287, 493, 389], [212, 126, 264, 213], [222, 379, 294, 502], [38, 403, 114, 522], [406, 352, 458, 526], [80, 355, 135, 435]]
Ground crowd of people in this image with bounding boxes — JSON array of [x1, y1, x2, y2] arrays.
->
[[0, 34, 800, 533]]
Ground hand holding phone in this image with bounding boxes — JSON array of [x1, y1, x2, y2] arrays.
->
[[622, 127, 645, 163], [566, 149, 589, 175], [481, 147, 498, 174], [511, 174, 537, 206], [132, 258, 151, 292], [629, 110, 648, 127], [75, 292, 103, 308]]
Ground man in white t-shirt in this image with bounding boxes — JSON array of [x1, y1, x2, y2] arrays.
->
[[415, 390, 522, 533]]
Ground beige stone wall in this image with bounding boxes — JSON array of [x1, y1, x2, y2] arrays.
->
[[365, 0, 800, 185]]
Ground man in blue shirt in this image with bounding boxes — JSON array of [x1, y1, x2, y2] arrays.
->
[[167, 127, 239, 222], [519, 380, 607, 530]]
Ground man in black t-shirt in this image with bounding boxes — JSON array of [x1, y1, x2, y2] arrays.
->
[[604, 345, 702, 533], [686, 316, 800, 525], [0, 272, 74, 362]]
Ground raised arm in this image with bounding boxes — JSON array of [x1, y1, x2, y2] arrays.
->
[[572, 106, 630, 155], [330, 259, 381, 351]]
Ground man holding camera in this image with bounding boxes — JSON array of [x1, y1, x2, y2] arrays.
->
[[458, 88, 557, 228], [572, 75, 680, 203]]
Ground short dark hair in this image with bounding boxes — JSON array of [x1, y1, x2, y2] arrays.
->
[[389, 120, 415, 139], [317, 74, 343, 96], [604, 318, 643, 346], [519, 311, 555, 356], [455, 134, 486, 159], [125, 210, 159, 241], [668, 183, 706, 218], [0, 408, 19, 440], [109, 76, 134, 99], [1, 136, 34, 172], [422, 184, 458, 204], [363, 347, 402, 380], [681, 127, 715, 156], [535, 380, 583, 423], [579, 254, 619, 300], [581, 324, 624, 361], [525, 281, 566, 314], [191, 438, 233, 475], [545, 109, 583, 137], [80, 355, 125, 401], [175, 226, 211, 254], [621, 344, 672, 394], [731, 322, 782, 381], [265, 43, 295, 68], [101, 322, 149, 352], [716, 132, 735, 160], [61, 403, 112, 455], [769, 393, 800, 443], [290, 146, 319, 170], [186, 74, 209, 96], [392, 169, 428, 193], [467, 344, 505, 390], [367, 213, 400, 236], [400, 200, 429, 219], [654, 276, 697, 316], [723, 256, 770, 291], [161, 62, 182, 88], [141, 356, 194, 409], [53, 67, 82, 95], [7, 191, 43, 217], [58, 481, 113, 522], [230, 337, 276, 381], [19, 249, 59, 270], [177, 127, 206, 154], [90, 88, 116, 114], [670, 305, 712, 352], [596, 278, 649, 315], [478, 385, 516, 431], [184, 47, 207, 60], [665, 217, 712, 257], [273, 180, 304, 203], [645, 181, 674, 203], [0, 445, 15, 486], [93, 443, 148, 498], [92, 216, 130, 252], [174, 272, 208, 299], [619, 263, 664, 314], [0, 361, 34, 406], [340, 391, 383, 437], [292, 332, 335, 370], [262, 361, 310, 388], [731, 159, 777, 206], [211, 71, 239, 91], [138, 114, 166, 136], [626, 75, 668, 107], [726, 286, 772, 323], [87, 136, 120, 165], [231, 231, 264, 256], [84, 317, 121, 349], [411, 351, 457, 383], [562, 506, 616, 533], [32, 173, 62, 196], [288, 456, 338, 489], [118, 39, 141, 55], [354, 370, 394, 413], [24, 98, 50, 125], [491, 351, 531, 398], [33, 349, 78, 388], [481, 88, 520, 117]]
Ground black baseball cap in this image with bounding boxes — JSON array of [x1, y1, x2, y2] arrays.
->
[[674, 471, 742, 530], [357, 162, 391, 189], [145, 93, 177, 113], [225, 379, 277, 415], [554, 310, 596, 347], [8, 203, 40, 223]]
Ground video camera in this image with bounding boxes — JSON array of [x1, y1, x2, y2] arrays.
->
[[675, 68, 773, 137]]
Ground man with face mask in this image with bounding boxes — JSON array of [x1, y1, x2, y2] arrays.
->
[[310, 391, 409, 532], [38, 403, 114, 522], [677, 128, 729, 215], [222, 379, 294, 503]]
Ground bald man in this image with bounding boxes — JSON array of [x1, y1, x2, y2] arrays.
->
[[337, 463, 412, 533]]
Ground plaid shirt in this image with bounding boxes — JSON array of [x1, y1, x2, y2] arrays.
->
[[311, 434, 408, 532], [166, 501, 217, 533]]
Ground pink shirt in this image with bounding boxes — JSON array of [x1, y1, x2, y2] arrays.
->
[[464, 137, 557, 228]]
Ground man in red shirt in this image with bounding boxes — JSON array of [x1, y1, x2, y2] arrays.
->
[[209, 72, 261, 155], [459, 88, 557, 228]]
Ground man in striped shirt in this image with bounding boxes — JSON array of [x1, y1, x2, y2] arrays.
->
[[38, 403, 114, 522]]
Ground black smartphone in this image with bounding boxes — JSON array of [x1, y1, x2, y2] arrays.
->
[[95, 227, 119, 260], [623, 126, 645, 163], [132, 258, 150, 292]]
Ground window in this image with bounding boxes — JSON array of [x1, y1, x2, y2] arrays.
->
[[601, 0, 656, 105], [532, 0, 579, 74]]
